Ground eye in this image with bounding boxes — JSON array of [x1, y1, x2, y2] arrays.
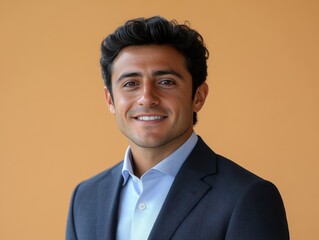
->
[[158, 79, 176, 87], [123, 81, 139, 88]]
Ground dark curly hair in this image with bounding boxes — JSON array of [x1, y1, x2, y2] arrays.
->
[[100, 16, 209, 124]]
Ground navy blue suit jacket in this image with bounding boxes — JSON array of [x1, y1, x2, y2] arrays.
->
[[66, 137, 289, 239]]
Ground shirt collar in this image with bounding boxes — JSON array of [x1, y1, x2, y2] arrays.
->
[[121, 132, 198, 185]]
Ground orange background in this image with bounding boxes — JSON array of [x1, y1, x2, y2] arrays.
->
[[1, 0, 318, 239]]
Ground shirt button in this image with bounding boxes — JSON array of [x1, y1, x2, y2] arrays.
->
[[139, 203, 146, 210]]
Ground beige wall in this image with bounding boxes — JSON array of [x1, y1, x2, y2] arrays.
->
[[1, 0, 318, 239]]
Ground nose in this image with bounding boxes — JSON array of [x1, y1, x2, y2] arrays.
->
[[137, 82, 160, 107]]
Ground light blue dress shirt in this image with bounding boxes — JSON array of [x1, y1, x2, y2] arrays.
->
[[116, 132, 198, 240]]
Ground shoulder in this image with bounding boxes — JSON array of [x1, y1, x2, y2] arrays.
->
[[193, 137, 277, 198], [192, 138, 289, 237], [193, 136, 263, 183], [73, 161, 123, 197], [215, 154, 284, 210], [215, 153, 263, 184]]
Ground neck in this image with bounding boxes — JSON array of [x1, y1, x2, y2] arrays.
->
[[129, 132, 193, 177], [130, 147, 166, 178]]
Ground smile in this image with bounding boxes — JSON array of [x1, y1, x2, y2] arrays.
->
[[136, 116, 164, 121]]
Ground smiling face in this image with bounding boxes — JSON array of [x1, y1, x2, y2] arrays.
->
[[106, 44, 208, 154]]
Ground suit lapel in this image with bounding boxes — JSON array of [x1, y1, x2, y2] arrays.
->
[[148, 138, 217, 240], [97, 163, 123, 240]]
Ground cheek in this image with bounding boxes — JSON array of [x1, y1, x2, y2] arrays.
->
[[165, 94, 193, 113], [114, 94, 134, 112]]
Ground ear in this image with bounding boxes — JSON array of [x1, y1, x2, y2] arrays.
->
[[193, 82, 209, 113], [104, 87, 116, 114]]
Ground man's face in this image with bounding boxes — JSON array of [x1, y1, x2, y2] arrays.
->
[[106, 44, 207, 152]]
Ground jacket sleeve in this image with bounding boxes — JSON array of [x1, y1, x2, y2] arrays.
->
[[225, 180, 289, 240], [66, 185, 80, 240]]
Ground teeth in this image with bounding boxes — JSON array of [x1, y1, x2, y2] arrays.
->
[[137, 116, 163, 121]]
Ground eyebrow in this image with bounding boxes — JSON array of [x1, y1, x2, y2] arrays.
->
[[117, 69, 183, 82], [152, 70, 183, 79], [117, 72, 142, 82]]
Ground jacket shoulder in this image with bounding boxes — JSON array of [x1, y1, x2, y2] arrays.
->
[[74, 161, 123, 195], [216, 153, 263, 183]]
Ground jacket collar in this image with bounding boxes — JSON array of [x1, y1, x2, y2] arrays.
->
[[148, 136, 217, 240], [97, 163, 123, 240]]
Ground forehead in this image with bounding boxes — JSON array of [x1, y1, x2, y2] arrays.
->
[[111, 44, 189, 79]]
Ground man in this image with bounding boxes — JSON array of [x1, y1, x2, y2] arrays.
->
[[66, 16, 289, 240]]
